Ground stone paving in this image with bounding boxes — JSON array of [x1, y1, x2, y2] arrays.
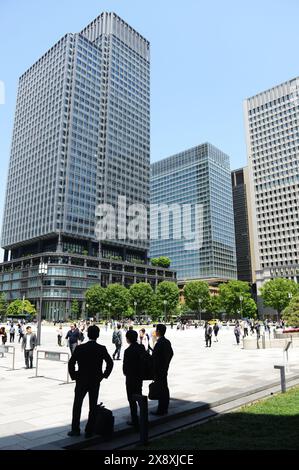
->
[[0, 323, 298, 449]]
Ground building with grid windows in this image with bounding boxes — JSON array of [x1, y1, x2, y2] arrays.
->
[[150, 143, 237, 284], [244, 78, 299, 292], [0, 12, 175, 319]]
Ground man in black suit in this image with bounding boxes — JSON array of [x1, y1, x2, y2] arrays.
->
[[68, 325, 113, 438], [123, 329, 145, 428], [151, 324, 173, 416]]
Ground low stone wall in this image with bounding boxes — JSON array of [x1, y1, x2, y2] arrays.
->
[[242, 336, 299, 350], [274, 331, 299, 339]]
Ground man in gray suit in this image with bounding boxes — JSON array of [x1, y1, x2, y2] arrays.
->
[[21, 326, 37, 369]]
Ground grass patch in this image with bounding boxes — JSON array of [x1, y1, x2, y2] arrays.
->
[[138, 386, 299, 450]]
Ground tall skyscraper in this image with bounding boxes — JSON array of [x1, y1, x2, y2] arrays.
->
[[150, 143, 237, 283], [244, 77, 299, 290], [0, 13, 175, 319], [2, 12, 149, 260], [231, 167, 255, 283]]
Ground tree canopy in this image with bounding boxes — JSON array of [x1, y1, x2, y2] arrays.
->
[[260, 278, 299, 315], [129, 282, 153, 316], [85, 284, 106, 318], [219, 280, 256, 318], [6, 299, 36, 318], [105, 283, 130, 319], [156, 281, 180, 320], [184, 281, 210, 315], [151, 257, 171, 268], [282, 295, 299, 327]]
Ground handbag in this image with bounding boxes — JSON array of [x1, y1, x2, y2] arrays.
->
[[148, 380, 161, 400]]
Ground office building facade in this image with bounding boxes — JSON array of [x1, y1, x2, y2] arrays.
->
[[244, 77, 299, 290], [150, 143, 237, 283], [0, 12, 175, 319], [231, 167, 254, 283]]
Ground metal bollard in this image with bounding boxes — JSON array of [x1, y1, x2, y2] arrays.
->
[[262, 334, 266, 349], [274, 365, 286, 393]]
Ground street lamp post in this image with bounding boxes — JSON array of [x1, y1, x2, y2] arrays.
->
[[108, 302, 111, 323], [198, 298, 202, 324], [239, 295, 243, 318], [134, 301, 137, 321], [163, 300, 167, 323], [85, 303, 89, 321], [38, 262, 48, 346]]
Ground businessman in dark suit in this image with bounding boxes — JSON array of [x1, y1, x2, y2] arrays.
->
[[151, 324, 174, 416], [123, 329, 145, 428], [68, 325, 113, 438]]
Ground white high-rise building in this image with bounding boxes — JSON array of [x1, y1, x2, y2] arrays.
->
[[244, 77, 299, 290]]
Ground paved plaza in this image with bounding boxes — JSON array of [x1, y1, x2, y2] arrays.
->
[[0, 324, 299, 449]]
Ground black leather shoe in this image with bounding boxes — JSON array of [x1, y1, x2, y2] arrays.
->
[[67, 430, 81, 437]]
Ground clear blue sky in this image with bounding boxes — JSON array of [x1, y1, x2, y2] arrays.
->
[[1, 0, 299, 250]]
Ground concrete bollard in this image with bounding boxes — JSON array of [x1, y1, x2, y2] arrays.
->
[[274, 365, 286, 393]]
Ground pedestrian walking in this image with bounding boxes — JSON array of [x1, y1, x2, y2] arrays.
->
[[243, 321, 249, 337], [112, 323, 122, 360], [9, 323, 15, 343], [66, 324, 80, 355], [18, 323, 24, 343], [0, 327, 7, 345], [68, 325, 113, 438], [21, 326, 37, 368], [213, 322, 219, 342], [204, 322, 213, 347], [234, 322, 241, 345], [255, 321, 261, 340], [150, 324, 173, 416], [57, 325, 63, 346], [138, 328, 149, 352], [123, 329, 145, 428]]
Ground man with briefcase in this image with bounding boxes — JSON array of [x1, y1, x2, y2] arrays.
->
[[68, 325, 113, 438]]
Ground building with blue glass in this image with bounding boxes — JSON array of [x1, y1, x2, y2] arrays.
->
[[150, 143, 237, 283]]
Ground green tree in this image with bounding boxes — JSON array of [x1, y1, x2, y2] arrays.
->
[[205, 295, 223, 319], [105, 283, 130, 320], [129, 282, 154, 317], [156, 281, 180, 321], [184, 281, 210, 319], [282, 295, 299, 327], [260, 278, 299, 318], [7, 299, 36, 318], [219, 280, 256, 318], [147, 294, 163, 322], [71, 300, 80, 319], [85, 284, 106, 320], [0, 293, 8, 318], [151, 257, 171, 268]]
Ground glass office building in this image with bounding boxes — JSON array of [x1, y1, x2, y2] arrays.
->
[[0, 13, 175, 319], [150, 143, 237, 282]]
